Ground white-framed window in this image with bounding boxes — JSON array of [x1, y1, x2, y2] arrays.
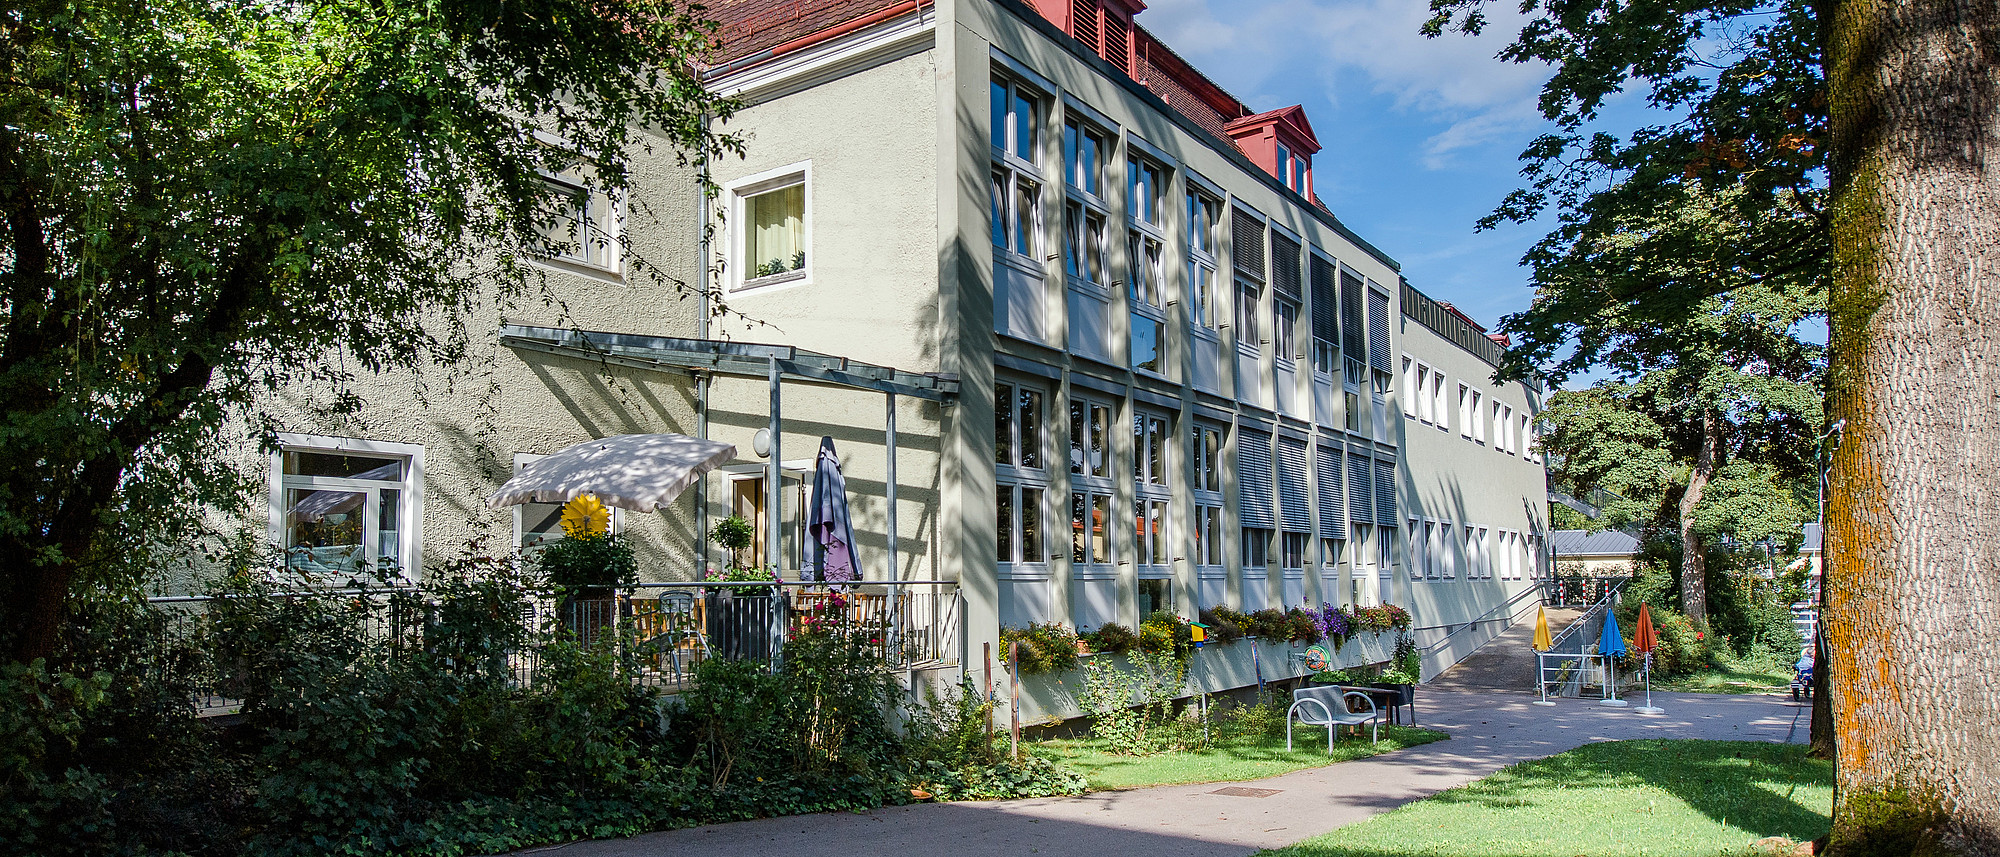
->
[[270, 435, 423, 583], [1128, 156, 1169, 376], [990, 72, 1044, 260], [1408, 518, 1427, 580], [1063, 118, 1106, 197], [995, 381, 1048, 568], [1195, 504, 1224, 567], [1187, 190, 1222, 331], [1069, 396, 1113, 478], [725, 164, 810, 292], [1273, 297, 1298, 365], [1191, 423, 1224, 493], [1242, 527, 1272, 570], [1353, 523, 1375, 579], [1372, 368, 1393, 442], [535, 163, 621, 274], [1070, 488, 1115, 568], [1501, 403, 1517, 454], [1134, 410, 1172, 573], [1235, 278, 1262, 346], [1402, 358, 1419, 418], [1493, 400, 1507, 451], [1521, 413, 1537, 462], [1459, 384, 1475, 439], [1432, 370, 1449, 431], [1282, 531, 1309, 573], [1376, 524, 1396, 579], [513, 453, 622, 549]]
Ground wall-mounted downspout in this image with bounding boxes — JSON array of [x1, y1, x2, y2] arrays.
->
[[697, 150, 713, 573]]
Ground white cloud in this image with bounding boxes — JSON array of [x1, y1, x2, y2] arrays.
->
[[1137, 0, 1551, 168]]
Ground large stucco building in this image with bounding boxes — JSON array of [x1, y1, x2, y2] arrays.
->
[[239, 0, 1550, 712]]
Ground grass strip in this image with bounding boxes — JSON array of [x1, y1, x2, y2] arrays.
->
[[1259, 739, 1831, 857], [1034, 725, 1447, 791]]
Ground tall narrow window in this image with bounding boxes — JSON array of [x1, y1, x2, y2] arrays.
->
[[990, 74, 1043, 258], [1188, 192, 1221, 331], [1128, 156, 1170, 375], [1063, 120, 1104, 196], [995, 382, 1047, 565]]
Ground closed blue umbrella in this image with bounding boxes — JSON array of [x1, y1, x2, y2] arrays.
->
[[808, 436, 858, 584], [1600, 608, 1627, 658]]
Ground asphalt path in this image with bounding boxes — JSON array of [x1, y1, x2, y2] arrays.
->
[[509, 689, 1810, 857]]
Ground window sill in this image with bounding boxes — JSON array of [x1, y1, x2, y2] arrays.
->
[[996, 250, 1046, 277], [736, 268, 808, 292], [531, 255, 624, 284]]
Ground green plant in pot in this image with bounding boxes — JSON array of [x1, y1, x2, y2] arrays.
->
[[532, 497, 639, 596], [706, 515, 777, 596]]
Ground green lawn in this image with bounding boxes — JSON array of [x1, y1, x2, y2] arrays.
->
[[1033, 725, 1447, 791], [1654, 655, 1798, 695], [1260, 740, 1831, 857]]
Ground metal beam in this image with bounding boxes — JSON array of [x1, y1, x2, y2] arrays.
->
[[499, 324, 958, 402]]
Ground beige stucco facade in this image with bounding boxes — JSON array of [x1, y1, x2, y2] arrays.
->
[[206, 0, 1552, 715]]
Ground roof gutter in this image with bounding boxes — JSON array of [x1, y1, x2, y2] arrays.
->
[[706, 0, 929, 81]]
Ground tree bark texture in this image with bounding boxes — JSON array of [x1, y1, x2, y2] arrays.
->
[[1676, 409, 1722, 628], [1824, 0, 2000, 852]]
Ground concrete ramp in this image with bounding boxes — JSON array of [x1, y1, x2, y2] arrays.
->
[[1425, 607, 1586, 693]]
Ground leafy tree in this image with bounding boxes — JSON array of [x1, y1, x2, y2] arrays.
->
[[0, 0, 738, 663], [1521, 186, 1825, 629], [1428, 0, 2000, 849]]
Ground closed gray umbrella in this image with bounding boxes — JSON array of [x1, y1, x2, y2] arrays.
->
[[809, 436, 858, 584], [485, 433, 736, 513]]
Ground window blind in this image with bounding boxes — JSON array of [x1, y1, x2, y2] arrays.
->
[[1310, 256, 1338, 349], [1236, 427, 1276, 530], [1276, 436, 1310, 532], [1366, 288, 1391, 372], [1231, 208, 1264, 277], [1316, 444, 1346, 540], [1271, 234, 1302, 301], [1373, 457, 1398, 525]]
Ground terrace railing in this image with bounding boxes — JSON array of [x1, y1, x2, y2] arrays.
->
[[145, 580, 961, 716]]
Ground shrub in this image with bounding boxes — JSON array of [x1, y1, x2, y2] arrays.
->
[[533, 531, 639, 592], [1198, 606, 1249, 643], [1081, 622, 1138, 656], [999, 623, 1079, 675], [1246, 608, 1291, 640], [1076, 649, 1190, 755], [904, 679, 1086, 801], [1137, 611, 1193, 657]]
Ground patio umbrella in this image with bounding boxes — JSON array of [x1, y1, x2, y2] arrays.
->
[[1600, 608, 1627, 658], [808, 436, 858, 584], [1532, 606, 1553, 651], [486, 433, 737, 513], [1632, 603, 1665, 714], [1633, 603, 1658, 654]]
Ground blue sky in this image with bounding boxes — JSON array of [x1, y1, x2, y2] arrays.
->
[[1140, 0, 1558, 334]]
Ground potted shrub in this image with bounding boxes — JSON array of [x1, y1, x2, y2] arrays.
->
[[533, 527, 638, 644], [704, 515, 782, 660], [1370, 632, 1421, 715]]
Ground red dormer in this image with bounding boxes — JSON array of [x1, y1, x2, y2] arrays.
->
[[1031, 0, 1146, 75], [1224, 106, 1320, 197]]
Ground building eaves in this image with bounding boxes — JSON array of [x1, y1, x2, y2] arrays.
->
[[703, 0, 910, 66]]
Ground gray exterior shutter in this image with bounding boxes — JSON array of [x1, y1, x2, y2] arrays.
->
[[1237, 427, 1276, 529], [1366, 288, 1391, 372], [1277, 436, 1310, 532], [1373, 458, 1398, 525], [1271, 234, 1303, 302], [1339, 270, 1365, 358], [1346, 452, 1373, 524], [1315, 444, 1345, 540], [1231, 208, 1265, 276], [1311, 257, 1338, 351]]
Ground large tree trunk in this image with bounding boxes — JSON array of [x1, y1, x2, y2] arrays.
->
[[1823, 0, 2000, 852], [1675, 409, 1722, 628]]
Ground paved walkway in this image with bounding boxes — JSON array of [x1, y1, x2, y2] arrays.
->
[[514, 690, 1808, 857], [1426, 607, 1587, 693]]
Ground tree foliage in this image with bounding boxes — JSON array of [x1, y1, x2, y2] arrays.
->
[[0, 0, 740, 661]]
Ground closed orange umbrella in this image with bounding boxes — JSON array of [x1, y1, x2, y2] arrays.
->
[[1634, 603, 1658, 653]]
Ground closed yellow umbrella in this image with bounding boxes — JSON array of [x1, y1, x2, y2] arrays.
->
[[1533, 606, 1553, 651]]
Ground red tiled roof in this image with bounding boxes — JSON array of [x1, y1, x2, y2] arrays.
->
[[704, 0, 905, 64], [1134, 25, 1249, 147]]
